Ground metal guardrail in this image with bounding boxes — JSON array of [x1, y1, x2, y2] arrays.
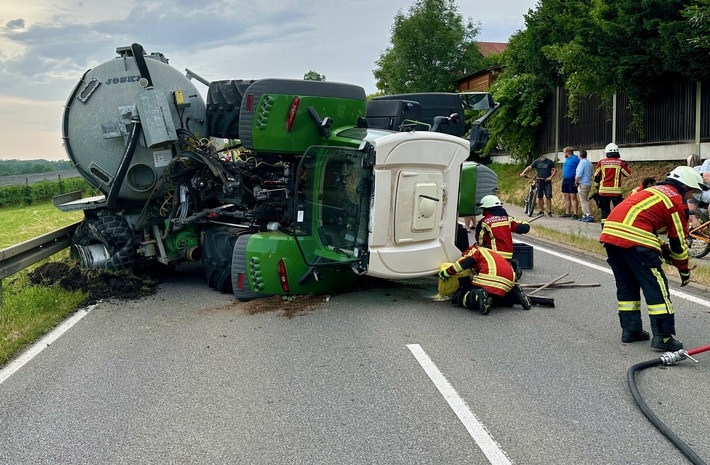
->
[[0, 221, 81, 308]]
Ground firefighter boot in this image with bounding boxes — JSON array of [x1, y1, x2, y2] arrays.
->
[[509, 259, 522, 281], [463, 288, 492, 315], [510, 284, 531, 310], [619, 311, 649, 343], [649, 315, 683, 351]]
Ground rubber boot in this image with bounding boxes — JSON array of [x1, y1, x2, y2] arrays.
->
[[619, 311, 649, 343]]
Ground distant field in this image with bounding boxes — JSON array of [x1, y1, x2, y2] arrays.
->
[[0, 201, 83, 249]]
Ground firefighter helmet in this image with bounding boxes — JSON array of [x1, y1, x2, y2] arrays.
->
[[477, 194, 503, 209], [605, 143, 619, 157], [667, 166, 708, 191]]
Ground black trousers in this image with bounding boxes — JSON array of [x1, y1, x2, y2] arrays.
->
[[598, 194, 623, 221], [604, 244, 676, 336]]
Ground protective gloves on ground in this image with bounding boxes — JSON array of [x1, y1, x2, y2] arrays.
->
[[679, 268, 691, 287]]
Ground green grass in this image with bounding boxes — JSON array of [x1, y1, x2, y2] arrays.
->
[[0, 201, 83, 249], [1, 201, 86, 366], [1, 269, 86, 366]]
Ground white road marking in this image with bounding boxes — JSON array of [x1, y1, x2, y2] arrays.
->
[[407, 343, 513, 465], [0, 304, 95, 385], [521, 241, 710, 307]]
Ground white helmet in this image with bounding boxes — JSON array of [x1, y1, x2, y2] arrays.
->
[[478, 194, 503, 209], [667, 166, 708, 191], [605, 143, 619, 154]]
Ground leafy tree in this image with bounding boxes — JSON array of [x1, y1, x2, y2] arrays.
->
[[486, 0, 710, 159], [373, 0, 483, 93], [303, 70, 326, 81]]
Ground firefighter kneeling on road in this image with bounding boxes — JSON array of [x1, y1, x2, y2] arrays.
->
[[475, 194, 530, 279], [438, 245, 530, 314], [599, 166, 707, 351]]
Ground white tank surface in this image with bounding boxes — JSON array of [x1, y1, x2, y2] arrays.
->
[[62, 43, 207, 208]]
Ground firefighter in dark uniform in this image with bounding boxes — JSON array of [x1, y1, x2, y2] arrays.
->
[[439, 245, 530, 314], [594, 143, 632, 225], [474, 194, 530, 279], [599, 166, 707, 351]]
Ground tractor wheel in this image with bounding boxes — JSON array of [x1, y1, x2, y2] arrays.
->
[[202, 227, 237, 293], [205, 79, 255, 139]]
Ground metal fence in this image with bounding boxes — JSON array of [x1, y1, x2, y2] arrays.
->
[[539, 77, 709, 153]]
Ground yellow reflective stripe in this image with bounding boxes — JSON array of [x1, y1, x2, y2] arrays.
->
[[618, 301, 641, 312], [650, 267, 674, 315], [601, 222, 662, 250], [472, 274, 513, 293]]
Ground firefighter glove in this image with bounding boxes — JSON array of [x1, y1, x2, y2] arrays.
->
[[679, 269, 690, 287], [439, 269, 452, 280], [660, 243, 673, 264]]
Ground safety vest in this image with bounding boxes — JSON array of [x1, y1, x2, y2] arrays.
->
[[594, 158, 631, 196], [599, 184, 689, 268], [476, 213, 517, 259]]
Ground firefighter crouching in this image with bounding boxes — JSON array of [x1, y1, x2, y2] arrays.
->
[[599, 166, 708, 351], [475, 194, 530, 279], [438, 245, 531, 314]]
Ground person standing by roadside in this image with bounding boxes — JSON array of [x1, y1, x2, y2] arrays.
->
[[575, 149, 594, 222], [599, 166, 707, 351], [594, 143, 631, 226], [561, 146, 580, 218], [520, 153, 557, 217]]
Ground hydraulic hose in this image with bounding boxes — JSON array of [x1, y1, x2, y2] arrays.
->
[[105, 118, 140, 210], [627, 345, 710, 465]]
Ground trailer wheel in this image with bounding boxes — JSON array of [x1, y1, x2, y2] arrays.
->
[[72, 214, 135, 271], [202, 227, 237, 293]]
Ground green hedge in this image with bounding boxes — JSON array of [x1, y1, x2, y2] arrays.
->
[[0, 178, 97, 207]]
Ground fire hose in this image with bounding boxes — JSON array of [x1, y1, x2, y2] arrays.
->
[[627, 344, 710, 465]]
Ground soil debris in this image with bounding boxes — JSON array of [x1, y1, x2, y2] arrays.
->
[[240, 294, 329, 318], [28, 261, 159, 304]]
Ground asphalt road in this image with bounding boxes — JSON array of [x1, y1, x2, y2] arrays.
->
[[1, 241, 709, 464]]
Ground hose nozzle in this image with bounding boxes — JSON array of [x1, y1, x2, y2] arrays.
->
[[659, 349, 699, 365]]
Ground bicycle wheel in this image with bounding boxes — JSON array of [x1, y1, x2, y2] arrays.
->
[[688, 211, 710, 258], [524, 188, 536, 216]]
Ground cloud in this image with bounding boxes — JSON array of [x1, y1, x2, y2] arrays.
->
[[5, 18, 25, 30], [0, 0, 537, 160]]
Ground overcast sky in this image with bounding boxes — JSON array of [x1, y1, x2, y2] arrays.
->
[[0, 0, 538, 161]]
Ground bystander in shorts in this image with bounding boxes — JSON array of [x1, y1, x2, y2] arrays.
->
[[561, 178, 578, 194]]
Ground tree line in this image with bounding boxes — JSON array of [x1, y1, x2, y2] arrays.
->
[[0, 178, 95, 208], [0, 159, 74, 176]]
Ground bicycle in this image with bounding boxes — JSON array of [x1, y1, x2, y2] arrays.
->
[[522, 175, 538, 217], [687, 208, 710, 258]]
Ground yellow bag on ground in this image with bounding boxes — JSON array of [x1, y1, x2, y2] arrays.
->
[[434, 263, 471, 300]]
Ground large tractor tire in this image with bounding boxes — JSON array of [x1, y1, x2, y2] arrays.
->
[[202, 227, 237, 293], [72, 213, 135, 271], [205, 79, 255, 139]]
